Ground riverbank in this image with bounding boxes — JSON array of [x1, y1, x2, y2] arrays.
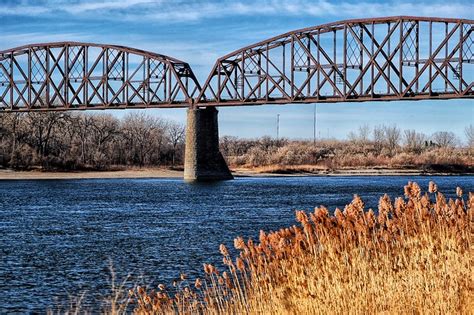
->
[[0, 165, 472, 180], [233, 164, 473, 176], [0, 168, 183, 180]]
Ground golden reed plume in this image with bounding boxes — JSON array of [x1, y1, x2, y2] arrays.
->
[[129, 181, 473, 314]]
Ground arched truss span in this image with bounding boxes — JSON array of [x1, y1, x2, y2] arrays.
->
[[0, 42, 201, 111], [197, 16, 474, 106]]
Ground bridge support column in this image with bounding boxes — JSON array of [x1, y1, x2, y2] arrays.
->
[[184, 107, 233, 182]]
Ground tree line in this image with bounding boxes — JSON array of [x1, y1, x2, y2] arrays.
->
[[0, 111, 472, 171], [0, 112, 185, 170], [347, 124, 473, 154], [220, 124, 473, 169]]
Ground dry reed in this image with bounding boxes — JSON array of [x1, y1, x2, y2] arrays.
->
[[127, 181, 473, 314]]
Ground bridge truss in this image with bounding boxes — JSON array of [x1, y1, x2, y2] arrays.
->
[[0, 17, 472, 111], [0, 42, 200, 110], [198, 16, 474, 106]]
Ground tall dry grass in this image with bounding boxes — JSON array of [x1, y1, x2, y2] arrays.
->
[[221, 137, 473, 172], [128, 182, 473, 314]]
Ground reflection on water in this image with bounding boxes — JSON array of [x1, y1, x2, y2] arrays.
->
[[0, 176, 472, 312]]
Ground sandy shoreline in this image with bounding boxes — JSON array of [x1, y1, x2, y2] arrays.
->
[[0, 168, 183, 180], [0, 167, 471, 180]]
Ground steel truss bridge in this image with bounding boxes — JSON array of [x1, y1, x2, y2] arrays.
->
[[0, 16, 473, 111]]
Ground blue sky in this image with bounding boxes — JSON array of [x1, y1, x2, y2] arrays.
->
[[1, 0, 473, 141]]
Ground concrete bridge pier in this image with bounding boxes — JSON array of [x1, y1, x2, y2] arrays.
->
[[184, 107, 233, 182]]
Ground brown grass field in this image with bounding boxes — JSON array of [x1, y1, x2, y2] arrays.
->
[[115, 182, 473, 314]]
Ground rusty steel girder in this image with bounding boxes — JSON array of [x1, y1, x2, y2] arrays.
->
[[0, 16, 472, 112], [197, 16, 474, 106], [0, 42, 201, 111]]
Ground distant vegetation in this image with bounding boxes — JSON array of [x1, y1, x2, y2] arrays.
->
[[58, 182, 473, 313], [0, 112, 472, 172], [0, 112, 185, 170], [221, 124, 473, 173]]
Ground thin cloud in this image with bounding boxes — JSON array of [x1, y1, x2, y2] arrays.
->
[[0, 32, 93, 49], [62, 0, 158, 14], [1, 0, 472, 21], [1, 5, 50, 16]]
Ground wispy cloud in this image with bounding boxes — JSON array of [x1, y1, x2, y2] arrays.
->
[[2, 0, 472, 21], [0, 32, 93, 48], [1, 5, 50, 16], [61, 0, 159, 14]]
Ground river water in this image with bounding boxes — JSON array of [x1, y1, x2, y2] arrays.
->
[[0, 175, 472, 312]]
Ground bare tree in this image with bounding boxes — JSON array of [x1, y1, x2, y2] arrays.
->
[[121, 112, 165, 167], [0, 115, 6, 135], [0, 115, 7, 166], [432, 131, 458, 148], [465, 125, 474, 148], [383, 125, 401, 156], [73, 114, 95, 165], [90, 114, 118, 168], [403, 130, 426, 154], [23, 112, 67, 164], [348, 124, 370, 144], [373, 125, 385, 155], [3, 113, 24, 156], [358, 124, 370, 143], [166, 121, 185, 166]]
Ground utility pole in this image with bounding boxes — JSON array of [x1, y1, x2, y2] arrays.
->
[[313, 104, 317, 145], [276, 114, 280, 141]]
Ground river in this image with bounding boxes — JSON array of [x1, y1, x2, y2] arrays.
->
[[0, 176, 472, 312]]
